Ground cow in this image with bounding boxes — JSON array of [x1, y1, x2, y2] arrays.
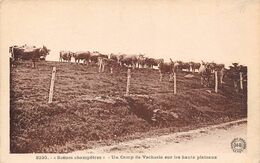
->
[[98, 57, 119, 73], [209, 62, 225, 72], [177, 61, 191, 72], [89, 51, 108, 64], [137, 54, 146, 68], [109, 53, 126, 66], [59, 51, 73, 62], [226, 63, 247, 92], [189, 62, 201, 73], [198, 61, 212, 87], [9, 45, 50, 68], [144, 57, 158, 68], [72, 51, 91, 64], [208, 62, 225, 83], [120, 54, 138, 69], [158, 59, 179, 82]]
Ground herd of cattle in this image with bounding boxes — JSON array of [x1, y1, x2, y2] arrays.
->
[[9, 45, 247, 91]]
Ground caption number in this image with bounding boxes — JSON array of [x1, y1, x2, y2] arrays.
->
[[36, 156, 48, 159]]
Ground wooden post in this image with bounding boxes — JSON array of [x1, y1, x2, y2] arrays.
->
[[48, 67, 56, 103], [98, 59, 102, 73], [240, 72, 243, 90], [215, 71, 218, 93], [173, 72, 177, 94], [126, 69, 131, 96]]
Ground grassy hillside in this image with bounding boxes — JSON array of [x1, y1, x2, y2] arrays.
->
[[10, 61, 247, 153]]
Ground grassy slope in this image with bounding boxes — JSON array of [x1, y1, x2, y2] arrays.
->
[[10, 61, 247, 153]]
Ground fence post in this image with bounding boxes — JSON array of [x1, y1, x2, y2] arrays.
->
[[240, 72, 243, 90], [98, 58, 102, 73], [48, 67, 56, 103], [126, 69, 131, 96], [215, 71, 218, 93], [173, 72, 177, 94]]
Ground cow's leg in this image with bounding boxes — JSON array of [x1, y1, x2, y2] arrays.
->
[[98, 64, 101, 73], [220, 73, 223, 84], [32, 59, 35, 68], [234, 80, 238, 92], [169, 73, 173, 82], [207, 76, 210, 87], [110, 67, 113, 74], [102, 64, 105, 72], [201, 76, 204, 86]]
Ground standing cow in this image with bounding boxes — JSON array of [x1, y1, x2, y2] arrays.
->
[[9, 45, 50, 68], [176, 61, 191, 72], [198, 61, 212, 87], [120, 54, 138, 69], [72, 51, 91, 64], [226, 63, 247, 92], [89, 51, 108, 64], [137, 54, 146, 68], [98, 57, 119, 73], [59, 51, 73, 62], [189, 62, 201, 73], [158, 59, 179, 82]]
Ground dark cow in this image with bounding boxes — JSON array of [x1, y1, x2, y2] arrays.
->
[[198, 61, 212, 87], [226, 63, 247, 92], [145, 57, 158, 68], [89, 51, 108, 64], [98, 57, 119, 73], [73, 51, 91, 64], [209, 62, 225, 71], [208, 62, 225, 83], [189, 62, 201, 73], [9, 45, 50, 68], [121, 54, 138, 69], [177, 61, 191, 72], [109, 53, 126, 65], [137, 54, 146, 68], [59, 51, 73, 62], [158, 59, 179, 82]]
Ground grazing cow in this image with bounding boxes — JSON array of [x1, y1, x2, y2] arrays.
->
[[198, 61, 212, 87], [59, 51, 73, 62], [189, 62, 201, 73], [73, 51, 91, 64], [9, 45, 50, 68], [158, 59, 179, 82], [121, 54, 138, 69], [177, 61, 191, 72], [98, 57, 119, 73]]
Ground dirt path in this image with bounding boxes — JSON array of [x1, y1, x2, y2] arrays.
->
[[73, 119, 247, 154]]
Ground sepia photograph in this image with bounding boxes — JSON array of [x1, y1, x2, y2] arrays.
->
[[0, 0, 259, 162]]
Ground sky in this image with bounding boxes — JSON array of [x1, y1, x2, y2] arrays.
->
[[1, 0, 259, 67]]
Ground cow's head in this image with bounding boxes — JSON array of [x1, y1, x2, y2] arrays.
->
[[41, 46, 50, 56], [232, 63, 239, 67]]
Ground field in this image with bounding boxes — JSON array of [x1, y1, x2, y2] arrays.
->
[[10, 61, 247, 153]]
